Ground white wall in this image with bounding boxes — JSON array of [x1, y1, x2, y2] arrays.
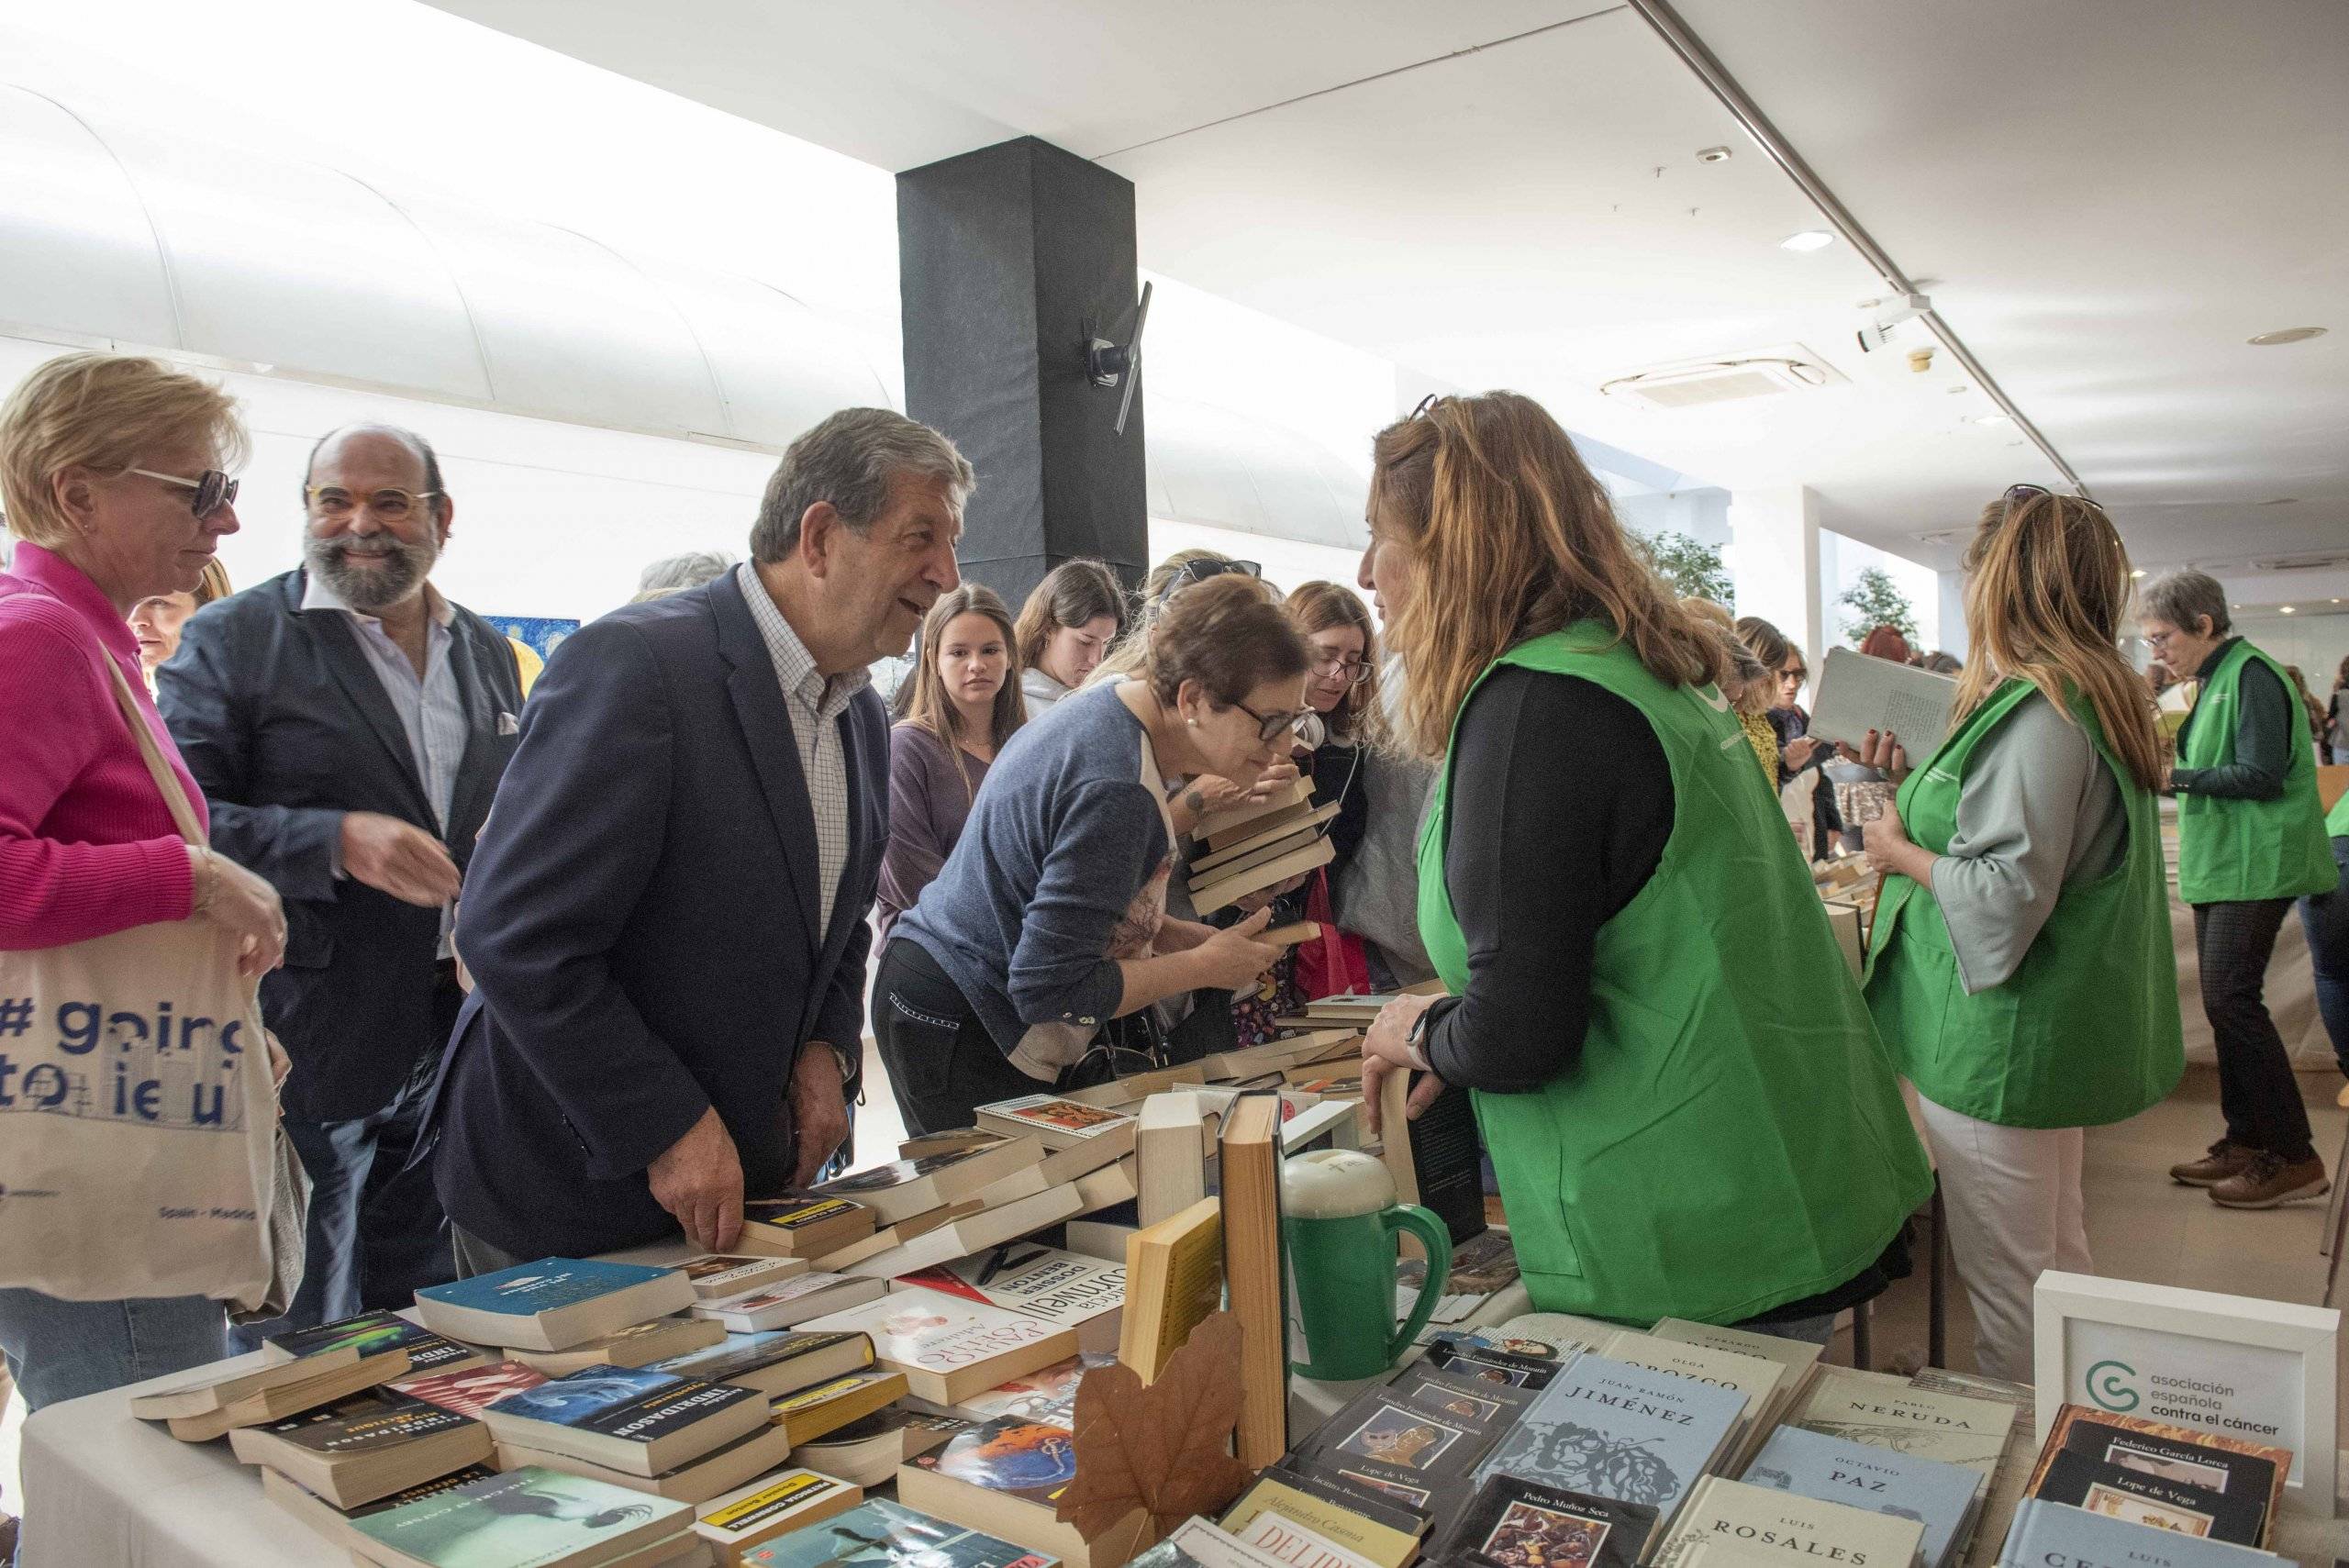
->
[[0, 337, 778, 624], [2228, 612, 2349, 695], [1146, 518, 1374, 616], [1819, 526, 1943, 654]]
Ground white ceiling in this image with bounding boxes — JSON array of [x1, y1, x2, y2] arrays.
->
[[425, 0, 2349, 606]]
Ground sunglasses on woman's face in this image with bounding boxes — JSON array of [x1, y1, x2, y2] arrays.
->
[[129, 467, 238, 518], [1162, 557, 1261, 603]]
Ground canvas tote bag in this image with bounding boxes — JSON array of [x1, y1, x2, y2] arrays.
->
[[0, 651, 295, 1307]]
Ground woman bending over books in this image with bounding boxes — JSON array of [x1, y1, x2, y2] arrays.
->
[[1857, 489, 2181, 1380], [877, 574, 1306, 1135], [1354, 390, 1932, 1340]]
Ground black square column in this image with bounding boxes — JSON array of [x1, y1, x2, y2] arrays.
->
[[898, 137, 1148, 606]]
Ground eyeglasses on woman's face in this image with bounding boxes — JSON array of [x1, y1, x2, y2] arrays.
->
[[1231, 698, 1310, 744], [1310, 655, 1373, 686]]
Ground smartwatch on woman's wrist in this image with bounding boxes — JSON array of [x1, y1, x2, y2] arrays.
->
[[1403, 1007, 1434, 1073]]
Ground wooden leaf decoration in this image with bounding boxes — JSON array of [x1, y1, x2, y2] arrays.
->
[[1056, 1310, 1257, 1551]]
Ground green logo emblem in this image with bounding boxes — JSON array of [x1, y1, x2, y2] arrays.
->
[[2087, 1359, 2139, 1412]]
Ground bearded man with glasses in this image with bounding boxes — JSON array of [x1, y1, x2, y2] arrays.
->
[[158, 422, 525, 1342]]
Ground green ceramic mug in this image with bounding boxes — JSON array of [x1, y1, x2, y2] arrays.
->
[[1282, 1149, 1453, 1382]]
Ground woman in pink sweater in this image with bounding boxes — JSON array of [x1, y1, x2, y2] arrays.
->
[[0, 353, 286, 1422]]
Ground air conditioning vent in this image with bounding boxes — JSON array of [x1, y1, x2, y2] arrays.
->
[[1599, 345, 1844, 412], [2252, 552, 2349, 573]]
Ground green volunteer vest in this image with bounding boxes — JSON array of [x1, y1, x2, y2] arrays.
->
[[2326, 783, 2349, 840], [1417, 627, 1932, 1325], [2174, 639, 2334, 903], [1863, 680, 2181, 1129]]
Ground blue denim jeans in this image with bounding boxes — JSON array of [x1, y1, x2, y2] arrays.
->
[[2301, 837, 2349, 1077], [0, 1289, 225, 1414]]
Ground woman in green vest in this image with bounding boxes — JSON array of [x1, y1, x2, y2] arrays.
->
[[2138, 569, 2335, 1208], [1354, 391, 1931, 1338], [2299, 785, 2349, 1093], [1855, 487, 2180, 1382]]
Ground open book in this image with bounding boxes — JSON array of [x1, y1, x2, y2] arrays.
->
[[1807, 646, 1958, 758]]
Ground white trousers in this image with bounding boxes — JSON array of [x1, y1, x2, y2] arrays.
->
[[1916, 1093, 2090, 1383]]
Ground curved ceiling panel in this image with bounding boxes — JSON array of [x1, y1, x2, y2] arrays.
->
[[0, 82, 888, 450], [0, 88, 178, 347], [1148, 395, 1367, 549]]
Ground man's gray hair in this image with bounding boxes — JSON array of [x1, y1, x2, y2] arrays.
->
[[637, 550, 736, 595], [2140, 569, 2231, 638], [750, 407, 974, 565]]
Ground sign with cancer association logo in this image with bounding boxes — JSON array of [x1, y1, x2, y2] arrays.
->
[[2064, 1312, 2310, 1484]]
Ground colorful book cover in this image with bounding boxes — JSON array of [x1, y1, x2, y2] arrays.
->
[[900, 1245, 1127, 1329], [708, 1273, 873, 1313], [264, 1309, 479, 1373], [913, 1417, 1079, 1504], [258, 1390, 477, 1455], [485, 1364, 758, 1441], [390, 1361, 550, 1419], [952, 1352, 1117, 1428], [651, 1329, 868, 1385], [802, 1290, 1062, 1376], [1999, 1499, 2278, 1568], [801, 1150, 985, 1199], [2041, 1406, 2288, 1529], [981, 1095, 1136, 1140], [747, 1196, 866, 1230], [348, 1464, 688, 1564], [1434, 1475, 1653, 1568], [738, 1497, 1057, 1568], [415, 1259, 678, 1319], [2033, 1450, 2261, 1546], [1472, 1353, 1743, 1524], [1743, 1423, 1978, 1568]]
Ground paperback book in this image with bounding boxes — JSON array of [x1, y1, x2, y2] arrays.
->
[[678, 1253, 812, 1300], [791, 1406, 966, 1486], [1471, 1351, 1745, 1548], [510, 1318, 729, 1376], [228, 1391, 494, 1509], [391, 1360, 551, 1419], [131, 1343, 400, 1442], [1649, 1476, 1924, 1568], [1799, 1375, 2011, 1481], [2032, 1450, 2262, 1546], [2032, 1405, 2288, 1543], [801, 1287, 1078, 1407], [414, 1259, 696, 1353], [1227, 1510, 1377, 1568], [944, 1351, 1118, 1428], [1742, 1422, 1980, 1568], [691, 1273, 887, 1331], [770, 1368, 912, 1446], [738, 1197, 877, 1260], [647, 1329, 873, 1401], [1221, 1473, 1422, 1568], [896, 1417, 1091, 1564], [975, 1095, 1141, 1156], [342, 1463, 693, 1568], [1430, 1475, 1655, 1568], [493, 1418, 801, 1506], [735, 1497, 1058, 1568], [795, 1137, 1045, 1226], [474, 1364, 770, 1477], [693, 1468, 863, 1560], [263, 1310, 486, 1377], [1997, 1498, 2278, 1568], [896, 1244, 1126, 1352]]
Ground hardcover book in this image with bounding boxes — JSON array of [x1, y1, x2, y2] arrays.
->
[[691, 1272, 887, 1331], [1743, 1422, 1980, 1568], [800, 1286, 1078, 1407], [678, 1252, 813, 1300], [1997, 1498, 2279, 1568], [342, 1463, 691, 1567], [262, 1310, 486, 1377], [647, 1329, 874, 1400], [414, 1259, 696, 1353], [2034, 1405, 2288, 1543], [1651, 1477, 1923, 1568], [2032, 1450, 2261, 1546], [474, 1364, 770, 1477], [694, 1468, 863, 1558], [795, 1137, 1046, 1226], [1431, 1475, 1655, 1568], [1471, 1352, 1745, 1546], [735, 1497, 1058, 1568], [739, 1196, 877, 1260]]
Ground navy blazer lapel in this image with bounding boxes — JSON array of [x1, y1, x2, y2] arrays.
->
[[711, 572, 825, 951], [292, 572, 433, 821]]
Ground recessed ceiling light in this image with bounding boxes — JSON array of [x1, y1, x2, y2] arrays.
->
[[1973, 413, 2012, 426], [1697, 146, 1732, 163], [2131, 569, 2146, 579], [1780, 230, 1834, 252], [2248, 327, 2326, 346], [2281, 606, 2297, 615]]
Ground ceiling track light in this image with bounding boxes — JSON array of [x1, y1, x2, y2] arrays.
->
[[2248, 327, 2327, 346]]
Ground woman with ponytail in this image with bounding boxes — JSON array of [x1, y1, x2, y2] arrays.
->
[[1355, 391, 1929, 1336], [1859, 486, 2182, 1378]]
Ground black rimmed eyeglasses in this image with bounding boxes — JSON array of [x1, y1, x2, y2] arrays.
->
[[1232, 698, 1310, 744], [128, 467, 238, 518]]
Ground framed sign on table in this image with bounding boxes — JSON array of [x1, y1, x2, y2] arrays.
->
[[2033, 1271, 2338, 1518]]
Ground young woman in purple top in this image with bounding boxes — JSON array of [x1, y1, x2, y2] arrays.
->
[[879, 584, 1027, 935]]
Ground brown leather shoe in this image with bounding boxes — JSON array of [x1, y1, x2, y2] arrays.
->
[[2170, 1140, 2253, 1187], [2209, 1151, 2330, 1209]]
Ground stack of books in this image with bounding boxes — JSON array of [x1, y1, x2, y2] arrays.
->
[[270, 1462, 710, 1568], [129, 1334, 419, 1443], [1187, 776, 1341, 915], [2011, 1405, 2292, 1551]]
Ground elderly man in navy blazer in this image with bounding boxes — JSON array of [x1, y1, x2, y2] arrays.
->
[[161, 423, 523, 1338], [433, 408, 970, 1267]]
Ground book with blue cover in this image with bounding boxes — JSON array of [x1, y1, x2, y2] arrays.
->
[[1998, 1498, 2278, 1568], [473, 1363, 769, 1476], [414, 1258, 696, 1351], [1472, 1351, 1744, 1551], [1743, 1423, 1980, 1568], [262, 1309, 487, 1376]]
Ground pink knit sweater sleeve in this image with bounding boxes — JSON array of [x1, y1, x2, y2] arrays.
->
[[0, 616, 196, 949]]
